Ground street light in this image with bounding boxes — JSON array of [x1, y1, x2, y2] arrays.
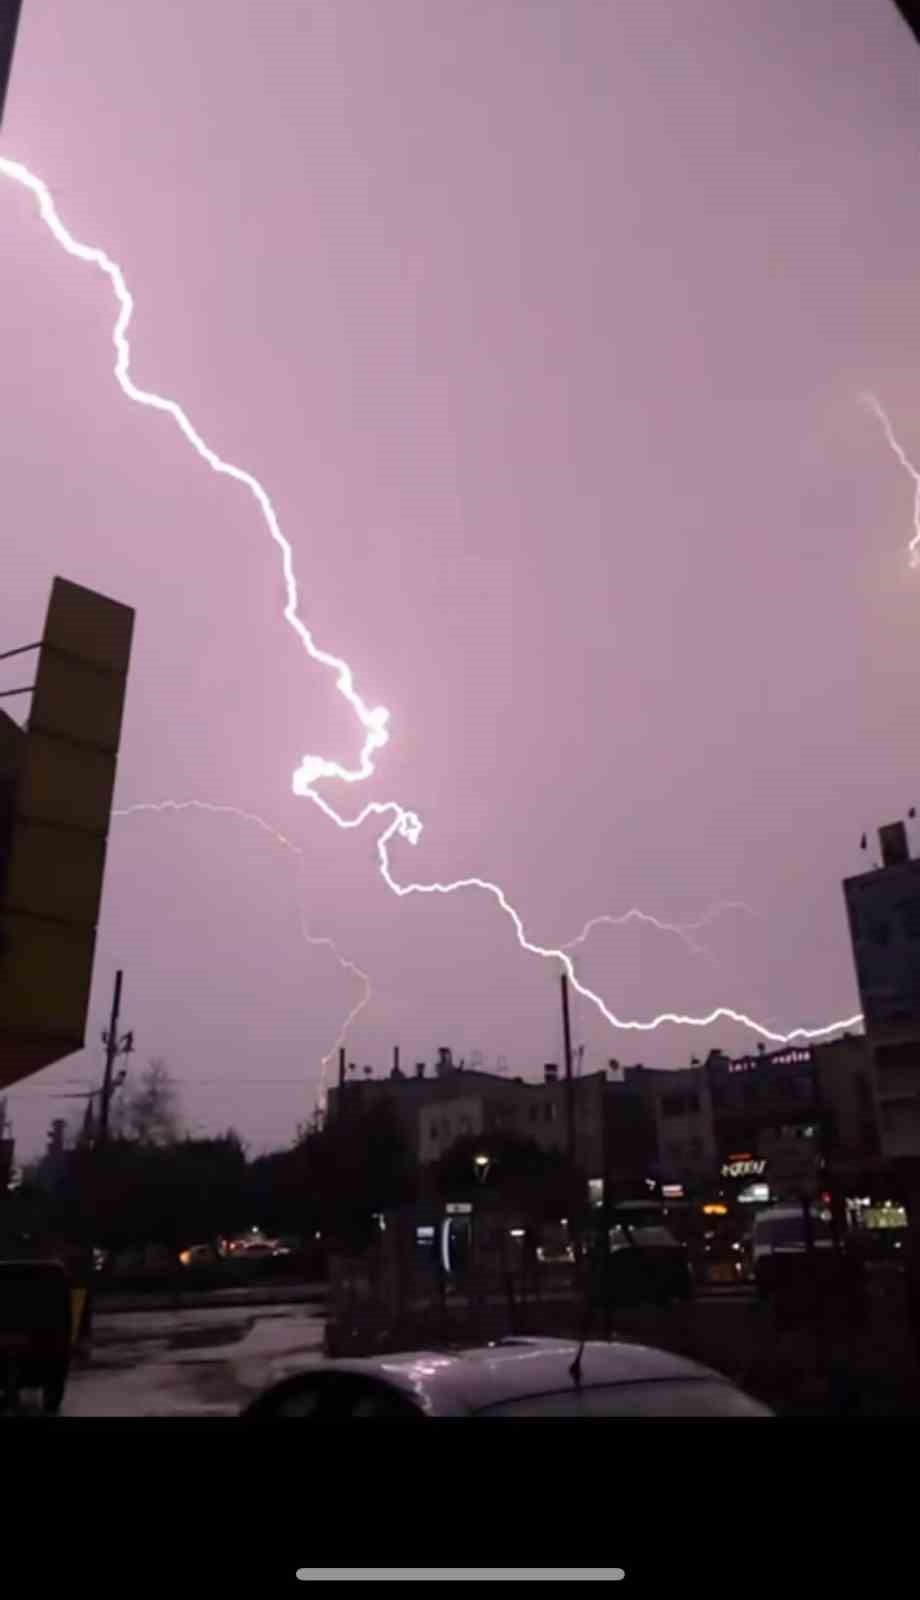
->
[[473, 1152, 491, 1184]]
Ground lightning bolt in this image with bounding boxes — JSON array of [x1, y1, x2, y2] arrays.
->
[[560, 902, 758, 965], [1, 155, 863, 1053], [113, 800, 371, 1105], [863, 392, 920, 568]]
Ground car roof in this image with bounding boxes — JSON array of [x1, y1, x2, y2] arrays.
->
[[279, 1338, 734, 1417]]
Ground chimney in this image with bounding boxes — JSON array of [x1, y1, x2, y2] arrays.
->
[[544, 1062, 559, 1084], [436, 1047, 453, 1079], [415, 1062, 426, 1079], [879, 821, 910, 868]]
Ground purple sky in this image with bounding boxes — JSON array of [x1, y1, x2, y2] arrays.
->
[[2, 2, 919, 1160]]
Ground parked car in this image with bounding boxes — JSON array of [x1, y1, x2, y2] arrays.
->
[[241, 1336, 772, 1419]]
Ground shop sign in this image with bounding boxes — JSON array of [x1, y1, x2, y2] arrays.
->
[[721, 1157, 766, 1179]]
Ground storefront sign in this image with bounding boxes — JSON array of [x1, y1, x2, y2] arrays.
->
[[721, 1158, 766, 1179]]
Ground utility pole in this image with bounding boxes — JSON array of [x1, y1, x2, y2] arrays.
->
[[97, 969, 123, 1149], [560, 971, 576, 1173]]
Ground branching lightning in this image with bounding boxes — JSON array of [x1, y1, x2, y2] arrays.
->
[[1, 155, 864, 1058], [863, 392, 920, 568], [560, 902, 758, 966], [113, 800, 371, 1103]]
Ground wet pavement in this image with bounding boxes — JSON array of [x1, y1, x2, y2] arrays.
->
[[59, 1301, 328, 1416]]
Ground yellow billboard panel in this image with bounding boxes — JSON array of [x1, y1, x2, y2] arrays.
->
[[0, 578, 134, 1090], [16, 730, 117, 838], [0, 914, 95, 1041], [3, 817, 107, 928]]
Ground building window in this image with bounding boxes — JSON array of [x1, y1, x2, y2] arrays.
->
[[900, 899, 920, 940], [460, 1117, 472, 1135], [690, 1136, 703, 1158], [668, 1141, 683, 1162], [430, 1126, 439, 1141], [529, 1106, 538, 1122], [687, 1093, 700, 1114]]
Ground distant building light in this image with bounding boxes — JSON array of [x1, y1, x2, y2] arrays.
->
[[737, 1182, 770, 1205], [509, 1228, 525, 1239], [702, 1203, 728, 1216], [662, 1184, 684, 1200]]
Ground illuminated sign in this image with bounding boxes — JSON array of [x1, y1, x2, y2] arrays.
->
[[662, 1184, 684, 1200], [738, 1182, 770, 1205], [446, 1202, 472, 1215], [721, 1158, 766, 1179], [702, 1203, 728, 1216]]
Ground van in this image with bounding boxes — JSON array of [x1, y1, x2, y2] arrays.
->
[[751, 1204, 834, 1297]]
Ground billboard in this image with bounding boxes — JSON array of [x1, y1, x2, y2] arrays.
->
[[0, 1, 23, 128], [0, 577, 134, 1089]]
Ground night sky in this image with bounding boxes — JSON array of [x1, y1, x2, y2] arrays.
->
[[2, 2, 918, 1160]]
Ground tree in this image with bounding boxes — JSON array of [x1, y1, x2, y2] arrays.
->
[[291, 1102, 418, 1252], [114, 1058, 182, 1146]]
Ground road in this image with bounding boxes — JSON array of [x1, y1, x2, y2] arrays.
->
[[61, 1301, 328, 1416], [27, 1284, 752, 1417]]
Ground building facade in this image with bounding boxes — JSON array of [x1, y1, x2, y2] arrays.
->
[[843, 819, 920, 1162], [325, 1033, 883, 1210]]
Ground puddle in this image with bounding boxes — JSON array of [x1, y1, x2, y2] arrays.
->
[[168, 1321, 253, 1352]]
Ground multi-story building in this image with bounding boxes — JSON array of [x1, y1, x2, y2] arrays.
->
[[701, 1032, 881, 1205], [843, 819, 920, 1163], [327, 1029, 882, 1211], [623, 1064, 717, 1193], [327, 1048, 649, 1189]]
